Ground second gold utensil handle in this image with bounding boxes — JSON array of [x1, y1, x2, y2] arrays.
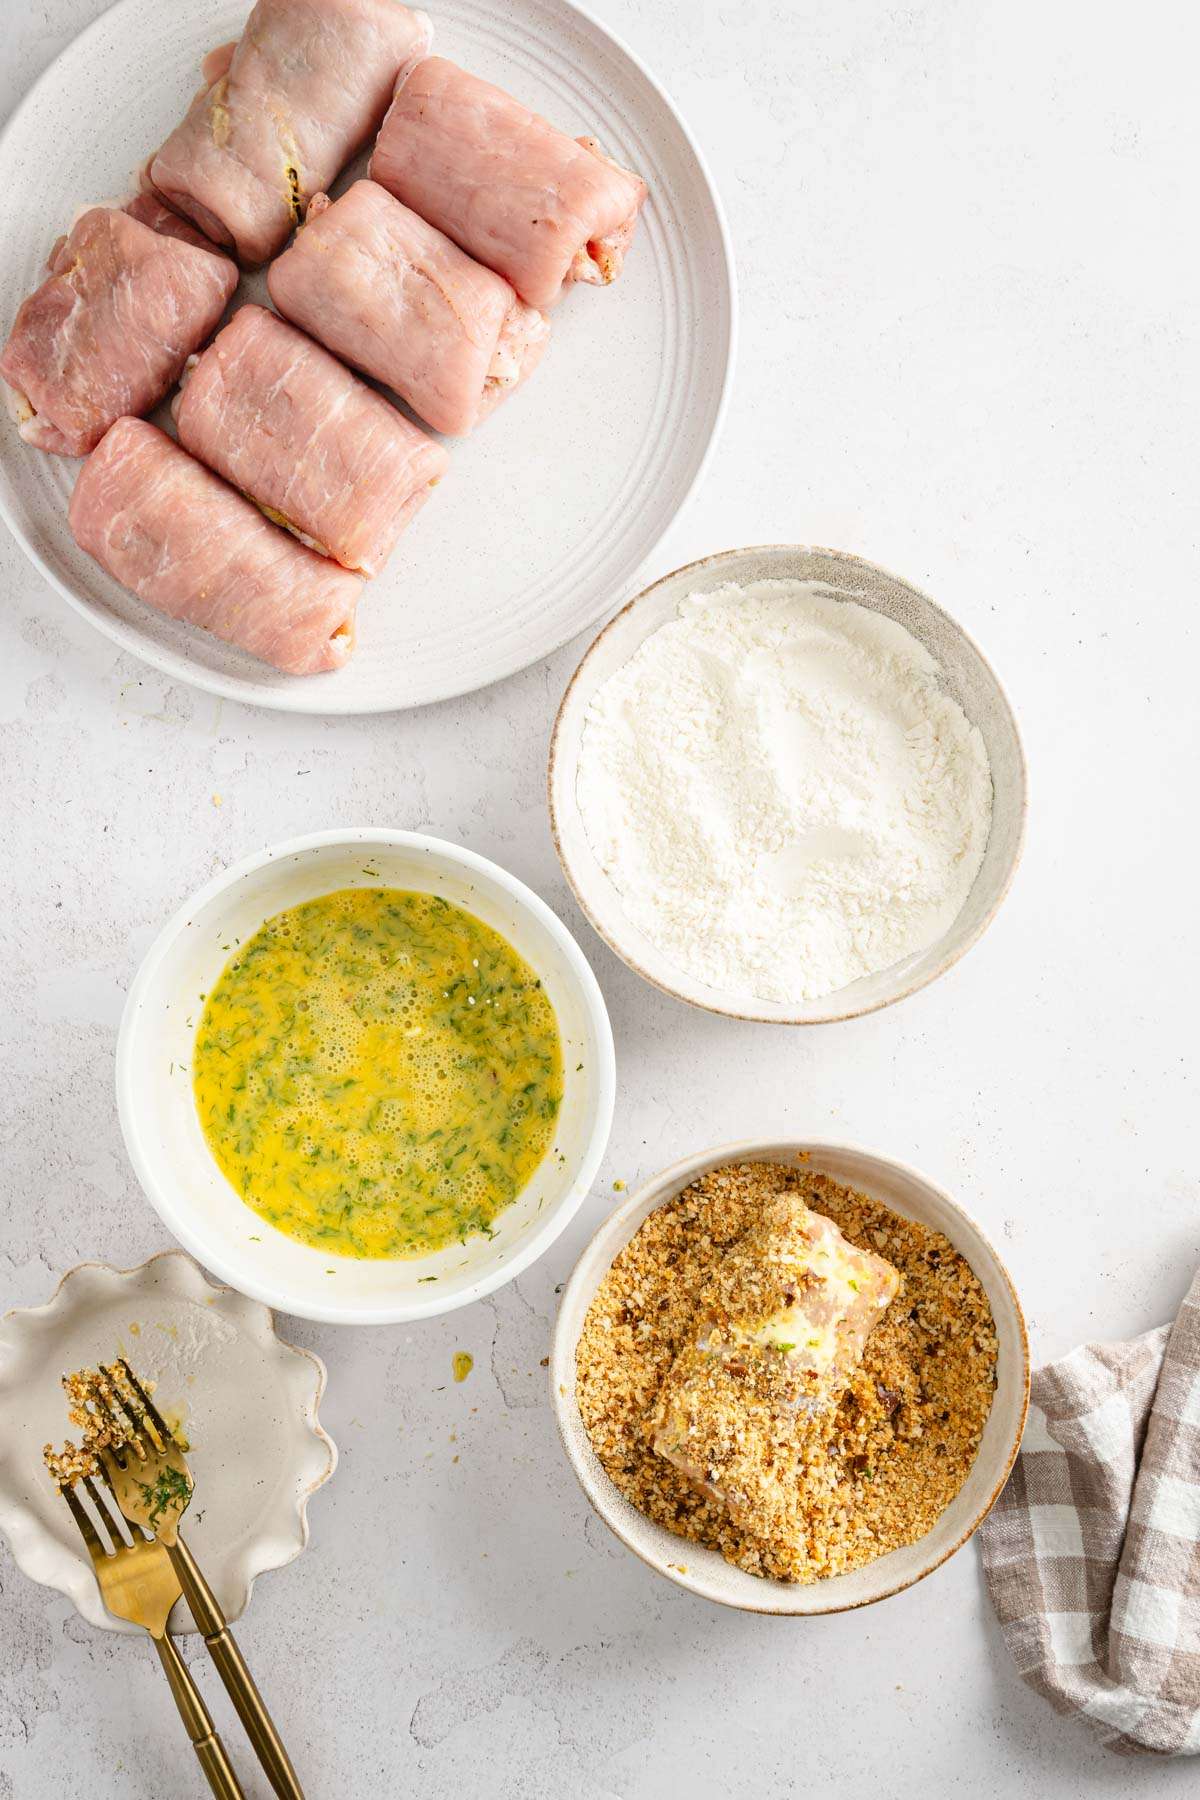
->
[[169, 1535, 305, 1800], [154, 1633, 244, 1800]]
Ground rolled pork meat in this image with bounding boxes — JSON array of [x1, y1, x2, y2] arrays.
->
[[369, 57, 647, 311], [69, 418, 362, 675], [175, 304, 449, 577], [122, 192, 233, 256], [0, 207, 237, 457], [147, 0, 433, 266], [267, 180, 549, 438]]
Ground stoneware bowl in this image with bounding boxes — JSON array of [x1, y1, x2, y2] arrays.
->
[[0, 1251, 335, 1633], [551, 1139, 1029, 1614], [549, 545, 1027, 1023], [117, 829, 616, 1325]]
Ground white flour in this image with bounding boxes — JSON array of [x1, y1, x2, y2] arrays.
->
[[575, 580, 993, 1003]]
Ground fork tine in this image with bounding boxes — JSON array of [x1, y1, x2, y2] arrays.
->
[[60, 1371, 106, 1448], [86, 1472, 134, 1548], [85, 1476, 133, 1552], [113, 1358, 171, 1452], [84, 1368, 146, 1466], [92, 1457, 124, 1514], [93, 1455, 156, 1542], [98, 1366, 140, 1440], [72, 1368, 113, 1435], [58, 1478, 107, 1564]]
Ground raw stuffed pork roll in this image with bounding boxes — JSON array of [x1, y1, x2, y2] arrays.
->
[[0, 207, 237, 457], [69, 419, 362, 675], [175, 304, 449, 576], [267, 181, 549, 437], [43, 195, 230, 274], [369, 57, 648, 311], [147, 0, 433, 266]]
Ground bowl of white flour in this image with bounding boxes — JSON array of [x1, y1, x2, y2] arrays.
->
[[549, 546, 1026, 1023]]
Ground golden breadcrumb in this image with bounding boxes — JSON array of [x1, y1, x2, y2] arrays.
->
[[43, 1361, 171, 1487]]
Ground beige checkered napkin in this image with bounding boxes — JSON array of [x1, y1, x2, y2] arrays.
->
[[979, 1268, 1200, 1755]]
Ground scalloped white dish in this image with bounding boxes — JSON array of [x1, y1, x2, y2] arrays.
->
[[0, 0, 735, 713], [0, 1251, 335, 1634]]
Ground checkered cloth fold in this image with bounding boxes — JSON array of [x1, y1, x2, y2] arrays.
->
[[979, 1268, 1200, 1755]]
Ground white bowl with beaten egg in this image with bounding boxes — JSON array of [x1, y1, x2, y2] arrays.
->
[[117, 829, 616, 1324]]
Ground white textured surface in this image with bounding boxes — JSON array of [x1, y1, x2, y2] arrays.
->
[[1, 1, 1198, 1795]]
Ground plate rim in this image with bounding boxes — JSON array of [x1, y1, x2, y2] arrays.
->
[[0, 0, 738, 716]]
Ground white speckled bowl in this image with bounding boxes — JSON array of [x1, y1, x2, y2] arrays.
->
[[551, 1139, 1029, 1614], [117, 829, 615, 1325], [549, 545, 1027, 1023], [0, 1251, 335, 1633]]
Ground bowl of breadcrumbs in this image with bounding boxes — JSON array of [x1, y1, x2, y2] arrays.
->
[[552, 1141, 1029, 1613]]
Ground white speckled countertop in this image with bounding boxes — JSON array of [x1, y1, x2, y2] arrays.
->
[[2, 2, 1198, 1795]]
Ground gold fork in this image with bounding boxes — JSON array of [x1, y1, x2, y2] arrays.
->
[[80, 1360, 305, 1800], [56, 1474, 243, 1797]]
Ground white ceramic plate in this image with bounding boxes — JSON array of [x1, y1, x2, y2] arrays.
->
[[117, 829, 616, 1324], [0, 1251, 335, 1633], [0, 0, 734, 713], [550, 546, 1027, 1023], [551, 1140, 1030, 1614]]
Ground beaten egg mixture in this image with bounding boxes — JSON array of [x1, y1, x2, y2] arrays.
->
[[193, 888, 562, 1258]]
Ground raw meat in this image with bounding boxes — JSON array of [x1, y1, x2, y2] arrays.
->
[[147, 0, 433, 265], [123, 192, 233, 256], [45, 196, 228, 272], [69, 418, 362, 675], [0, 207, 237, 457], [369, 57, 647, 311], [200, 43, 238, 86], [175, 303, 449, 576], [267, 180, 549, 437]]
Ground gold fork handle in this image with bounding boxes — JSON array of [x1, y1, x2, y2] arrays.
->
[[168, 1536, 305, 1800], [152, 1633, 244, 1799]]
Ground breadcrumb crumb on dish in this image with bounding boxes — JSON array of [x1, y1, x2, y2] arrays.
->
[[575, 1162, 998, 1584], [42, 1438, 99, 1487]]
